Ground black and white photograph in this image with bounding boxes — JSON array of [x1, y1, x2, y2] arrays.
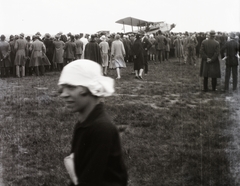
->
[[0, 0, 240, 185]]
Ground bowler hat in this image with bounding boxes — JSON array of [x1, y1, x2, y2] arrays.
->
[[210, 30, 216, 35], [229, 32, 235, 39]]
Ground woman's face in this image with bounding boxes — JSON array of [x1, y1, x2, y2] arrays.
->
[[59, 84, 90, 113]]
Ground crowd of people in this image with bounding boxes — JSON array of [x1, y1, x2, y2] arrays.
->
[[0, 30, 239, 82]]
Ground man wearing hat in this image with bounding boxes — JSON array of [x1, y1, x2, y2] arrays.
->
[[14, 33, 27, 77], [58, 59, 128, 186], [200, 30, 221, 92], [29, 35, 51, 76], [221, 32, 239, 91], [9, 35, 16, 76], [156, 30, 167, 63], [52, 34, 65, 71], [0, 35, 11, 77]]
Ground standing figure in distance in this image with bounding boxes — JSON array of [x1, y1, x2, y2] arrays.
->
[[111, 34, 126, 79], [99, 35, 110, 76], [221, 32, 239, 91], [132, 34, 145, 79], [0, 35, 11, 77], [141, 33, 152, 75], [200, 30, 221, 92], [52, 34, 65, 71], [74, 34, 83, 59], [63, 35, 77, 64], [29, 35, 51, 76], [14, 33, 27, 77], [84, 35, 102, 65]]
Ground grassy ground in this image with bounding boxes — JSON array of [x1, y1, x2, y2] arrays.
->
[[0, 57, 240, 185]]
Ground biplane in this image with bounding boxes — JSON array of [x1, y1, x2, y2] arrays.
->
[[115, 17, 176, 34]]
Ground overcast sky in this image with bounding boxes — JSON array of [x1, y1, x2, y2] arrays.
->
[[0, 0, 239, 36]]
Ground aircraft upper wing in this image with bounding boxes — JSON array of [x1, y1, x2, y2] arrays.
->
[[115, 17, 150, 27]]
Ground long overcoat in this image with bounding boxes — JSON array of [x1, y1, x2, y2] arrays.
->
[[52, 40, 65, 64], [200, 38, 221, 78], [75, 39, 83, 55], [44, 38, 54, 64], [63, 41, 77, 60], [0, 41, 11, 67], [29, 39, 51, 67], [14, 38, 27, 66], [84, 39, 102, 65], [132, 38, 144, 71], [174, 38, 183, 58], [110, 39, 126, 69], [156, 35, 166, 50]]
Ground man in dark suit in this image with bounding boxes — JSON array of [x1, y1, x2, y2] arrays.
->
[[221, 32, 239, 91], [141, 34, 152, 75], [63, 35, 77, 64], [156, 30, 166, 63], [200, 30, 221, 92]]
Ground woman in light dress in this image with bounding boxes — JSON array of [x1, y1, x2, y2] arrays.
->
[[110, 34, 126, 79]]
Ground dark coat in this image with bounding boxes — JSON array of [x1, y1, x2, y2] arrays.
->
[[200, 38, 221, 78], [75, 39, 83, 55], [132, 38, 144, 70], [156, 35, 166, 50], [84, 39, 102, 64], [70, 103, 128, 186], [63, 41, 77, 59], [44, 38, 54, 63], [0, 41, 11, 67], [221, 39, 239, 66], [142, 37, 152, 56]]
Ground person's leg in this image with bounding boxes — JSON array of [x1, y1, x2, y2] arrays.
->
[[203, 77, 208, 91], [41, 65, 45, 75], [225, 65, 231, 90], [104, 66, 108, 75], [21, 66, 25, 77], [0, 67, 4, 77], [5, 67, 10, 77], [16, 65, 20, 77], [35, 66, 39, 76], [158, 50, 162, 63], [116, 68, 120, 79], [232, 66, 238, 90], [144, 55, 148, 74], [139, 68, 144, 79], [212, 78, 217, 91], [162, 50, 165, 61], [166, 51, 169, 61], [135, 70, 139, 78]]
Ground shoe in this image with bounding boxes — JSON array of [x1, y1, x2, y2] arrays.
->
[[135, 76, 139, 79], [139, 76, 143, 80], [116, 77, 121, 79]]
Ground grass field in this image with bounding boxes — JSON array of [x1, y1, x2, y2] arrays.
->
[[1, 57, 240, 186]]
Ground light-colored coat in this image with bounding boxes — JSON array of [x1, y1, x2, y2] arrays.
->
[[53, 40, 65, 64], [14, 38, 27, 66], [110, 40, 126, 69], [29, 39, 50, 67]]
